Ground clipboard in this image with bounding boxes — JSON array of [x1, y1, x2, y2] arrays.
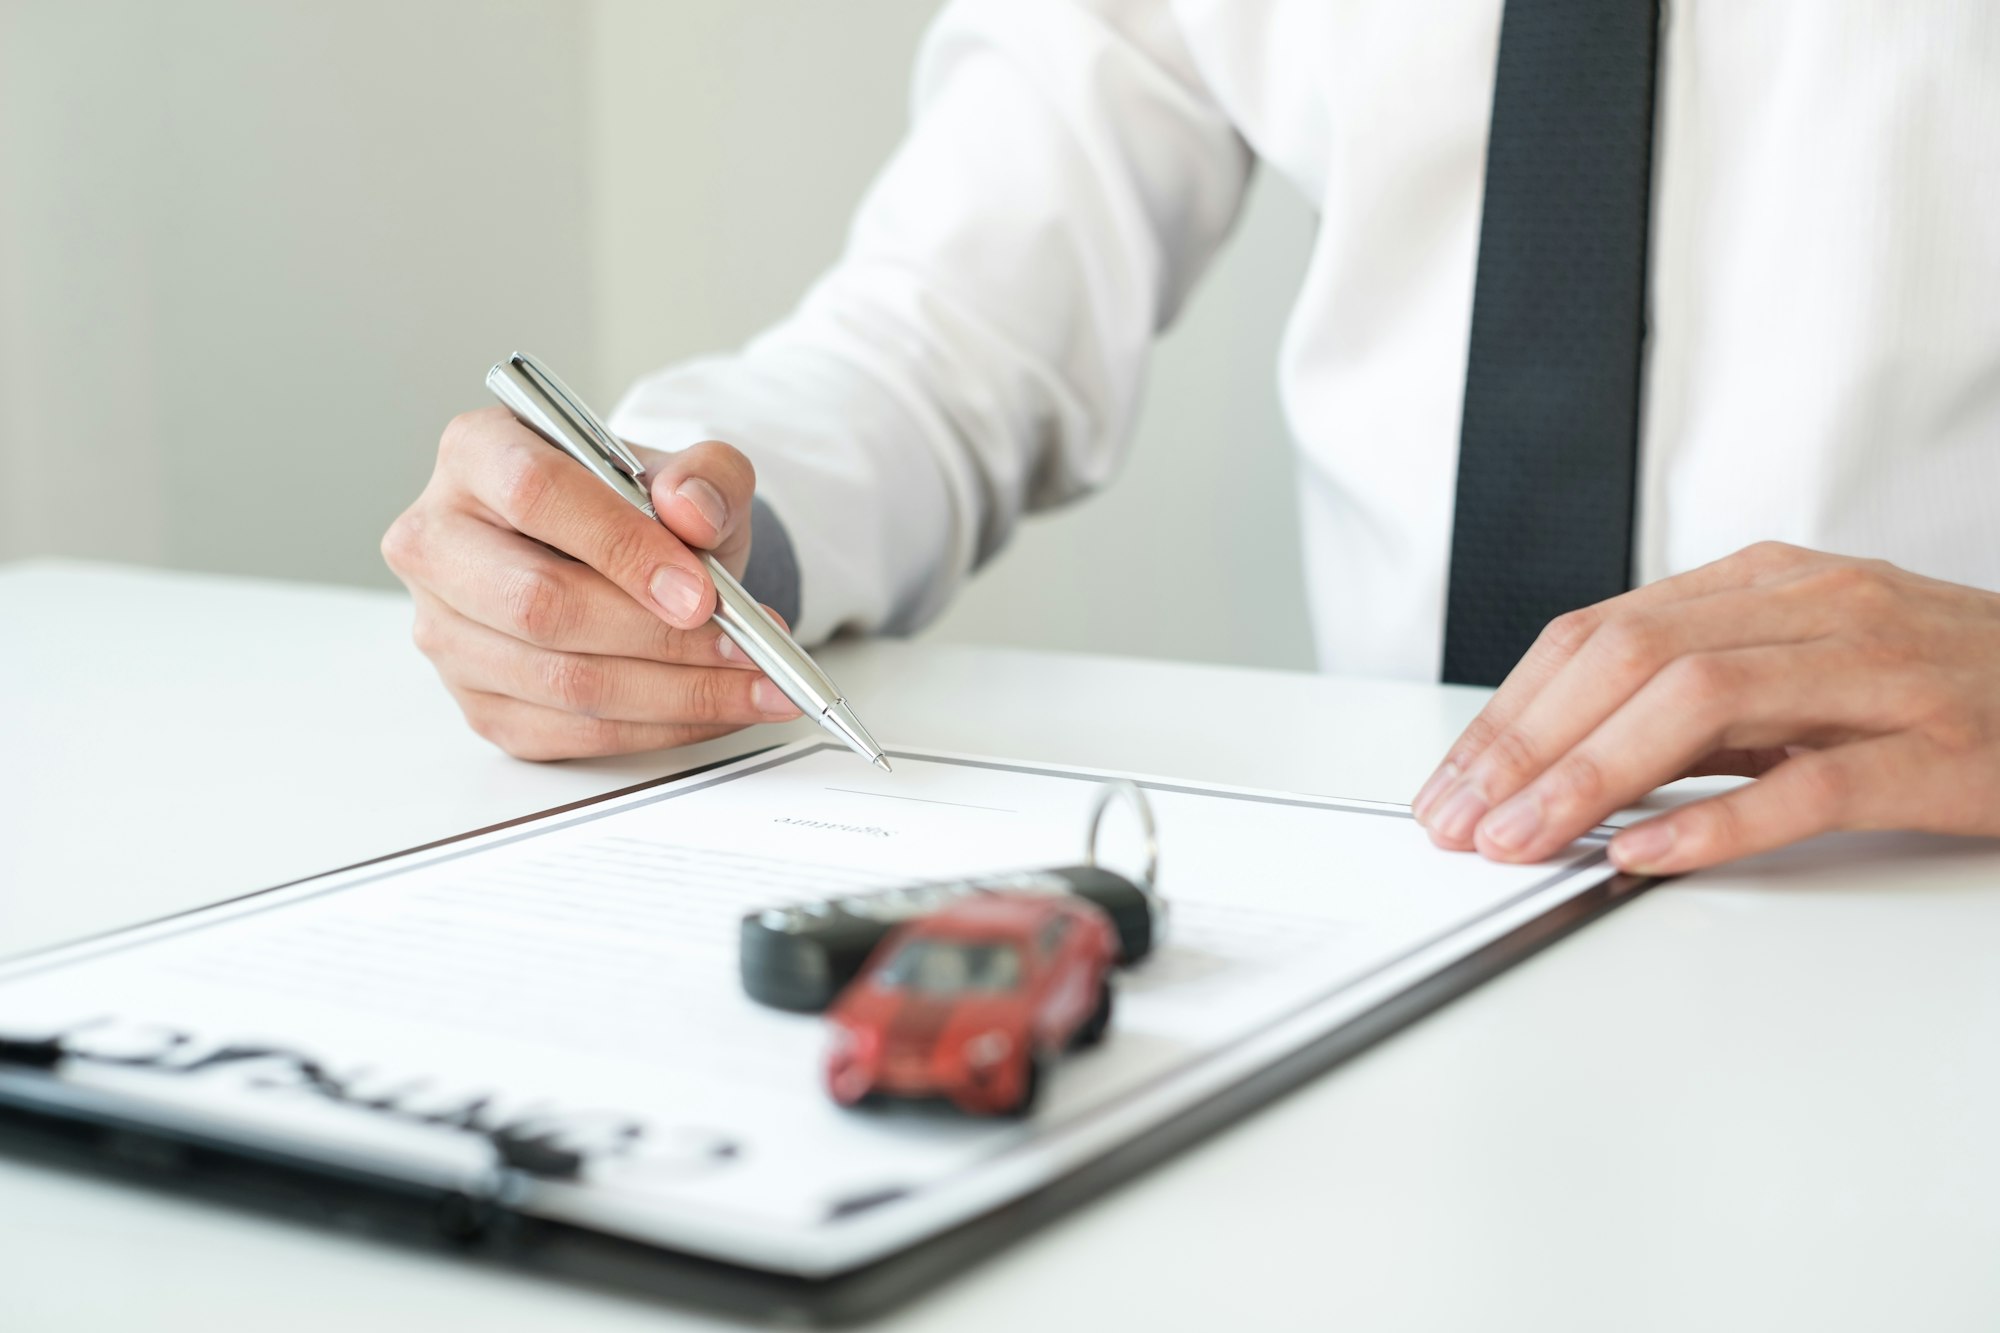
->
[[0, 743, 1653, 1325]]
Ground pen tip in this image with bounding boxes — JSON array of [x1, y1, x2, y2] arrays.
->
[[821, 699, 888, 771]]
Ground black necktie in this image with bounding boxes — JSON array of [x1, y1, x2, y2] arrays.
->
[[1441, 0, 1662, 687]]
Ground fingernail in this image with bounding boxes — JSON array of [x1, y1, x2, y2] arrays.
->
[[715, 633, 740, 663], [1479, 793, 1542, 853], [650, 566, 705, 626], [752, 679, 801, 718], [675, 477, 728, 534], [1613, 821, 1676, 872], [1413, 763, 1459, 820], [1431, 785, 1489, 844]]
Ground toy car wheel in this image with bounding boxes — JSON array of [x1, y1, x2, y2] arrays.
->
[[1002, 1056, 1045, 1119], [1072, 979, 1113, 1049]]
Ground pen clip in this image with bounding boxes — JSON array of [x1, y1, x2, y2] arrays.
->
[[496, 352, 647, 481]]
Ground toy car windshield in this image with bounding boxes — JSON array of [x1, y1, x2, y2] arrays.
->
[[874, 939, 1022, 994]]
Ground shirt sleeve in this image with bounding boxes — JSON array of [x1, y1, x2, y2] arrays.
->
[[605, 0, 1252, 643], [739, 496, 801, 630]]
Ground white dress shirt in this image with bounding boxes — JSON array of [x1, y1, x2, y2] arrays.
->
[[609, 0, 2000, 682]]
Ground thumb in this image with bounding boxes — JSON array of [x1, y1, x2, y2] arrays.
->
[[643, 440, 758, 578]]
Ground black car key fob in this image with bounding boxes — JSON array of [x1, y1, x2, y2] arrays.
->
[[741, 864, 1160, 1013]]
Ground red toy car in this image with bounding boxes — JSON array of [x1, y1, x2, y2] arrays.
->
[[824, 893, 1119, 1117]]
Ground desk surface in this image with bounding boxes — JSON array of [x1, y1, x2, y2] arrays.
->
[[4, 560, 1997, 1332]]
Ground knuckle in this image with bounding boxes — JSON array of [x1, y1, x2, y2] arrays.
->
[[539, 651, 609, 716], [652, 622, 702, 662], [410, 609, 446, 659], [460, 698, 516, 751], [1927, 711, 1985, 758], [379, 508, 425, 575], [619, 610, 690, 662], [1742, 540, 1806, 572], [1790, 754, 1853, 820], [666, 722, 732, 749], [438, 412, 473, 458], [717, 443, 758, 502], [1846, 568, 1899, 614], [1480, 728, 1543, 785], [468, 704, 593, 763], [591, 519, 659, 586], [496, 729, 560, 761], [1915, 684, 1984, 755], [465, 711, 504, 747], [1798, 562, 1903, 621], [501, 567, 572, 646], [501, 725, 574, 761], [1804, 563, 1875, 600], [1451, 714, 1501, 768], [678, 666, 738, 722], [1537, 607, 1601, 661], [438, 409, 498, 462], [1660, 653, 1733, 712], [689, 438, 755, 484], [1546, 750, 1609, 813], [561, 716, 630, 758], [494, 448, 561, 527], [1594, 615, 1667, 678]]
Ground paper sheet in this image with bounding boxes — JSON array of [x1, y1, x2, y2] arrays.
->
[[0, 743, 1618, 1274]]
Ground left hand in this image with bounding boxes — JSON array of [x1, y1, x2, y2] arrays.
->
[[1411, 542, 2000, 874]]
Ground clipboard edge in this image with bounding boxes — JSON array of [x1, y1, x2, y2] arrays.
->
[[0, 867, 1660, 1326], [0, 744, 785, 973]]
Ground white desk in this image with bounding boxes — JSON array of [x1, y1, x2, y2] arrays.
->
[[4, 561, 1997, 1331]]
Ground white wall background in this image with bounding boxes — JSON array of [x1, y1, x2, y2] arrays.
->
[[0, 1, 595, 584], [1, 0, 1316, 669]]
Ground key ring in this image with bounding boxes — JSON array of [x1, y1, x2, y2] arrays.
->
[[1084, 780, 1159, 891]]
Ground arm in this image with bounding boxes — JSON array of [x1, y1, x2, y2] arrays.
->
[[385, 0, 1251, 758], [608, 0, 1252, 642]]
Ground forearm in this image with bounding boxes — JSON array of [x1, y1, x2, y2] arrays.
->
[[607, 0, 1250, 643]]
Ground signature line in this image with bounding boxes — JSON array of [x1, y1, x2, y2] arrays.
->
[[824, 787, 1017, 814]]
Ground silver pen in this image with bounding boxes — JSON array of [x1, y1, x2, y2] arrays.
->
[[486, 351, 890, 770]]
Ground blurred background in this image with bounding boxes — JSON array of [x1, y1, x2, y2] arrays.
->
[[0, 0, 1317, 668]]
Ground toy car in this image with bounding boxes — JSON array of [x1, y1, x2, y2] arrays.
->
[[740, 864, 1159, 1013], [824, 893, 1119, 1117]]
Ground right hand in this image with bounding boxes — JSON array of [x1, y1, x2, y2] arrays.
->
[[381, 407, 802, 760]]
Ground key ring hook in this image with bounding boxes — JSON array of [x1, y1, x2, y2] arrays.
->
[[1085, 780, 1159, 891]]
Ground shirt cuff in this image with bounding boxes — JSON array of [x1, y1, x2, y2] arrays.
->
[[740, 495, 803, 630]]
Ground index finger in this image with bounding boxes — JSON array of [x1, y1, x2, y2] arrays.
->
[[455, 411, 717, 631]]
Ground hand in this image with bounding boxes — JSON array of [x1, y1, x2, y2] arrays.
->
[[1412, 542, 2000, 874], [381, 407, 801, 759]]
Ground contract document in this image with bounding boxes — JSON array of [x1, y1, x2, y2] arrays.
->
[[0, 742, 1633, 1285]]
